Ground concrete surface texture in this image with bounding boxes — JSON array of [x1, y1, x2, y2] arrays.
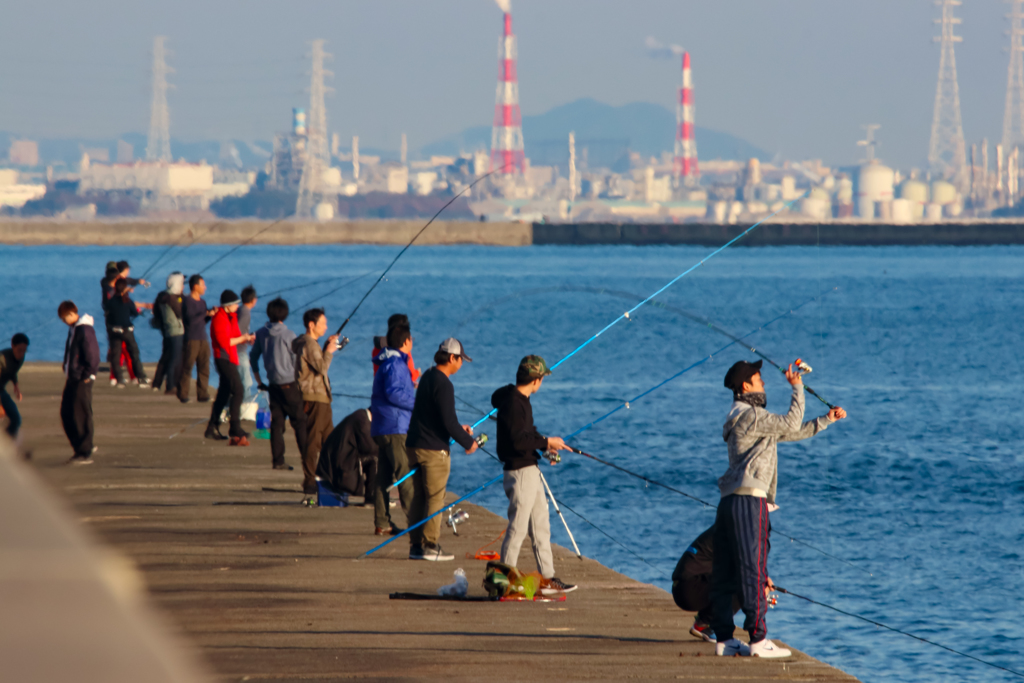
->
[[0, 220, 531, 247], [16, 362, 858, 682]]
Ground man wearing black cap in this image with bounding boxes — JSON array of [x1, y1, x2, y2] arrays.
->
[[711, 359, 846, 658], [405, 338, 479, 561], [206, 290, 255, 444]]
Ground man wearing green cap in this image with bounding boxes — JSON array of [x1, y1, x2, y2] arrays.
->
[[490, 355, 576, 594]]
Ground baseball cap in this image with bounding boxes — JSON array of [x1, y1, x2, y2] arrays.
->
[[438, 337, 471, 362], [517, 355, 551, 382], [724, 359, 763, 393]]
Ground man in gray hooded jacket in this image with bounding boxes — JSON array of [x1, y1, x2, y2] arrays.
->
[[710, 359, 845, 659]]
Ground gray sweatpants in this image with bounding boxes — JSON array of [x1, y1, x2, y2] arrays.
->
[[500, 466, 555, 579]]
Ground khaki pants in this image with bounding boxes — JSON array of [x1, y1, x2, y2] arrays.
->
[[177, 339, 211, 402], [374, 434, 414, 530], [500, 466, 555, 579], [407, 448, 450, 547], [303, 401, 333, 494]]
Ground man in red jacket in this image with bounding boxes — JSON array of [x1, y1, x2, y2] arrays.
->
[[207, 290, 255, 444]]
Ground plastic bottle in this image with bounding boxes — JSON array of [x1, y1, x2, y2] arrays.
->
[[437, 568, 469, 598]]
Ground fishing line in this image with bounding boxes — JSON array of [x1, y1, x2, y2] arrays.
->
[[554, 497, 671, 580], [262, 270, 375, 299], [469, 196, 806, 431], [146, 221, 226, 277], [565, 290, 835, 441], [333, 164, 512, 338], [296, 270, 377, 310], [564, 445, 870, 575], [776, 586, 1024, 679]]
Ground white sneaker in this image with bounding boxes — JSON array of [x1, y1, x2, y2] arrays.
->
[[749, 639, 792, 658], [715, 638, 750, 656], [109, 378, 118, 387]]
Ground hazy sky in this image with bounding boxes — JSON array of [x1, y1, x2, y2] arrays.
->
[[0, 0, 1014, 169]]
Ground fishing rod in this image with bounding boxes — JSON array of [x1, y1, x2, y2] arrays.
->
[[468, 194, 807, 432], [776, 586, 1024, 679], [197, 218, 287, 275], [333, 163, 512, 338], [565, 445, 870, 575], [387, 292, 824, 494], [146, 221, 226, 277], [139, 224, 212, 280], [564, 289, 837, 441]]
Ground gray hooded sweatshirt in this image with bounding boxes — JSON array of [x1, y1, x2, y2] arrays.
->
[[719, 383, 834, 505], [250, 321, 298, 385]]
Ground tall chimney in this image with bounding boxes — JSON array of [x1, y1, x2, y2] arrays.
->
[[490, 12, 525, 175], [675, 52, 699, 186]]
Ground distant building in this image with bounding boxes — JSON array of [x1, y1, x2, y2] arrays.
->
[[0, 168, 46, 208], [116, 140, 134, 164], [82, 147, 110, 163], [8, 140, 39, 167], [79, 160, 214, 211]]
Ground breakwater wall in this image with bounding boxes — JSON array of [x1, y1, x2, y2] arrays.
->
[[533, 221, 1024, 246], [2, 219, 1024, 246], [0, 219, 530, 247]]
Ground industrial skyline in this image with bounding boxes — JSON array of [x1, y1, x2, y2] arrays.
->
[[0, 1, 1021, 170]]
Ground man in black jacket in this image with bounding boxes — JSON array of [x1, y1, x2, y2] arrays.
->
[[492, 355, 575, 594], [58, 301, 100, 464], [405, 338, 478, 562], [316, 409, 379, 505]]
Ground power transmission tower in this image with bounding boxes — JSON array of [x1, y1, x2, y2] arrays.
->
[[296, 39, 333, 218], [1003, 1, 1024, 150], [928, 0, 967, 186], [146, 36, 172, 162]]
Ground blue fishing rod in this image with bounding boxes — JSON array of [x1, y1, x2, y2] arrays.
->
[[465, 194, 807, 434], [387, 288, 824, 493]]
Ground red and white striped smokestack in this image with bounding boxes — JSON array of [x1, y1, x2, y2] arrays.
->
[[490, 11, 525, 175], [675, 51, 699, 185]]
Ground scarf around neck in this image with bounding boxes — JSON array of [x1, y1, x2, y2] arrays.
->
[[735, 392, 766, 409]]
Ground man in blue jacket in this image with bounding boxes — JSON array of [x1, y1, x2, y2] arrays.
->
[[370, 325, 416, 536]]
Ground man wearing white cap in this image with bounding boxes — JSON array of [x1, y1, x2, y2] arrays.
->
[[405, 338, 479, 561]]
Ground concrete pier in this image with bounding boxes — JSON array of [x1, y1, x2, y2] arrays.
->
[[12, 362, 858, 682]]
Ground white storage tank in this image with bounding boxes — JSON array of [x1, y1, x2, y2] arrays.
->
[[801, 196, 830, 221], [899, 179, 929, 220], [314, 202, 335, 221], [855, 162, 895, 219], [891, 198, 913, 224], [931, 180, 957, 206], [924, 203, 944, 221]]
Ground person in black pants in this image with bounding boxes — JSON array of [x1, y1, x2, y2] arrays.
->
[[251, 297, 307, 470], [106, 279, 150, 388], [672, 526, 745, 644], [58, 301, 100, 464], [206, 290, 255, 444]]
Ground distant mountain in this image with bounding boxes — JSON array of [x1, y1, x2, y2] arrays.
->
[[420, 98, 770, 169]]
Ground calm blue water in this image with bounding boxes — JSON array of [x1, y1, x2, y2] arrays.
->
[[4, 242, 1023, 682]]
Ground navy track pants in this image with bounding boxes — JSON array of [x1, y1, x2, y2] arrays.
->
[[710, 494, 771, 643]]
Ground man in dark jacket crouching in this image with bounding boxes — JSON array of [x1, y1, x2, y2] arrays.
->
[[317, 408, 379, 505]]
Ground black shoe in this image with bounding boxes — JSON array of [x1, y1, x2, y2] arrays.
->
[[179, 398, 191, 404], [272, 463, 294, 471], [204, 427, 228, 441], [541, 577, 577, 595]]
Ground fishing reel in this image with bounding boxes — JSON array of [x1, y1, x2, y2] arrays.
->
[[475, 433, 489, 448], [543, 450, 561, 465], [446, 508, 469, 535], [794, 358, 813, 376], [768, 592, 779, 608]]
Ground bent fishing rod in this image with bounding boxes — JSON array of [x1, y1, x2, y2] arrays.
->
[[468, 194, 808, 432], [565, 446, 870, 575], [197, 218, 289, 275], [564, 289, 838, 441], [142, 221, 226, 279], [332, 163, 512, 338], [775, 586, 1024, 678], [389, 291, 826, 494]]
